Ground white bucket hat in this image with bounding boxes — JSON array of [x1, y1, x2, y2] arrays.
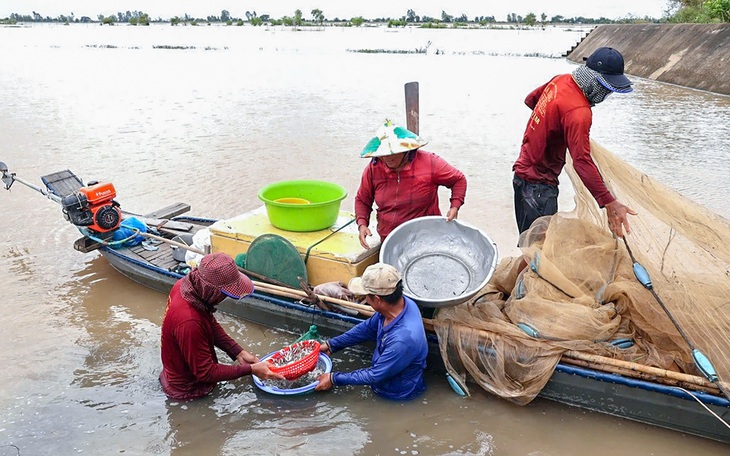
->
[[348, 263, 402, 296]]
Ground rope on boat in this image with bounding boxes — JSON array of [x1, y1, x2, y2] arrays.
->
[[78, 226, 142, 247], [623, 237, 729, 400], [303, 218, 356, 264], [673, 387, 730, 430]]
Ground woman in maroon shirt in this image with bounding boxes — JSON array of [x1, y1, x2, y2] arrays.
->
[[160, 253, 284, 400], [354, 120, 467, 249]]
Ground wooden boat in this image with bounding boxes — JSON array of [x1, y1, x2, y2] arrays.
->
[[2, 162, 729, 444], [93, 205, 730, 443]]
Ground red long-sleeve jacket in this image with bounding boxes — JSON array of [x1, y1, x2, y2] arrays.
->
[[355, 150, 467, 240], [512, 74, 615, 208], [160, 281, 251, 400]]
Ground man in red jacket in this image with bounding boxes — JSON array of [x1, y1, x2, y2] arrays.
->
[[513, 47, 637, 238], [160, 252, 284, 400]]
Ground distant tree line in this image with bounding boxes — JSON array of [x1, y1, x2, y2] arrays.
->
[[97, 11, 151, 25], [3, 4, 728, 26], [2, 10, 153, 25], [3, 11, 94, 24]]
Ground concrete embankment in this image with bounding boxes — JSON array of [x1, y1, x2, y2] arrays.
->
[[567, 24, 730, 96]]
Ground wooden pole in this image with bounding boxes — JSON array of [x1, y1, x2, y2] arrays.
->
[[405, 81, 419, 134], [238, 265, 298, 290]]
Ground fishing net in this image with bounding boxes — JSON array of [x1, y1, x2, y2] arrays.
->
[[434, 140, 730, 404]]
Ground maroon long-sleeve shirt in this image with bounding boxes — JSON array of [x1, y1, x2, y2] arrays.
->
[[160, 281, 251, 400], [512, 73, 615, 208], [355, 150, 467, 240]]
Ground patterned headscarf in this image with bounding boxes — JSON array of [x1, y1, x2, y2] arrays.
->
[[180, 268, 226, 313], [180, 253, 254, 313], [572, 65, 613, 106]]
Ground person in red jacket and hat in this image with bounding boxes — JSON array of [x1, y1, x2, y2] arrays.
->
[[355, 119, 467, 249], [160, 252, 284, 400], [512, 46, 637, 238]]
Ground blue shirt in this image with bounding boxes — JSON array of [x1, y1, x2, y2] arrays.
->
[[328, 296, 428, 400]]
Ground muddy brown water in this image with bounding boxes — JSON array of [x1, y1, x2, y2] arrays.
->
[[1, 24, 728, 455]]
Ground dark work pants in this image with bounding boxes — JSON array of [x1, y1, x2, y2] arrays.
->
[[513, 174, 559, 234]]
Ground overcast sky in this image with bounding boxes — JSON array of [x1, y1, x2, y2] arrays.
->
[[2, 0, 669, 20]]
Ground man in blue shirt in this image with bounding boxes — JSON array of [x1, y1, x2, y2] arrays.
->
[[315, 263, 428, 400]]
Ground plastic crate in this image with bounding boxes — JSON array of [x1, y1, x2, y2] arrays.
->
[[267, 340, 321, 381]]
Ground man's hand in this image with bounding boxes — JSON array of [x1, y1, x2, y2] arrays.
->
[[358, 224, 372, 250], [605, 200, 637, 238], [236, 349, 259, 365], [446, 207, 459, 221], [315, 372, 333, 391], [251, 361, 286, 381], [319, 341, 332, 356]]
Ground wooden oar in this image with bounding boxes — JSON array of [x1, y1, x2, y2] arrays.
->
[[136, 216, 193, 232]]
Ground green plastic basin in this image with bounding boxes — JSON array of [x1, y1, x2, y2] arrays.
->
[[258, 180, 348, 232]]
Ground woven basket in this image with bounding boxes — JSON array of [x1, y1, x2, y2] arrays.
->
[[267, 340, 321, 381]]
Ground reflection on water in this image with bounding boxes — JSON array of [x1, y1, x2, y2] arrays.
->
[[0, 24, 729, 455], [593, 79, 730, 210]]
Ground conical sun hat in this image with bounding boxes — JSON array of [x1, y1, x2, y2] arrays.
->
[[359, 119, 428, 158]]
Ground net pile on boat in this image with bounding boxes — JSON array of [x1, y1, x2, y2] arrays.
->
[[434, 140, 730, 404]]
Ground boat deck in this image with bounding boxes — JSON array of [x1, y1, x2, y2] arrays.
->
[[127, 241, 181, 271]]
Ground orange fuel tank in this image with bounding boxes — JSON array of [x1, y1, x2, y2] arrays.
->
[[78, 182, 117, 205]]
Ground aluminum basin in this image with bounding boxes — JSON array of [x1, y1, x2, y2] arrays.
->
[[380, 216, 498, 308]]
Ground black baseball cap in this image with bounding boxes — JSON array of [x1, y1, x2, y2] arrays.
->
[[584, 47, 632, 93]]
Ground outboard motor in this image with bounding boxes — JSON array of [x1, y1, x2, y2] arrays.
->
[[0, 164, 124, 236], [61, 180, 122, 233]]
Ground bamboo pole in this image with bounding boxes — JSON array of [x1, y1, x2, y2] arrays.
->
[[564, 349, 719, 391], [253, 287, 308, 303], [252, 281, 375, 316], [561, 356, 721, 395]]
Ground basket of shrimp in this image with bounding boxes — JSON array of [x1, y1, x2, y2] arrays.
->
[[266, 339, 321, 381]]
